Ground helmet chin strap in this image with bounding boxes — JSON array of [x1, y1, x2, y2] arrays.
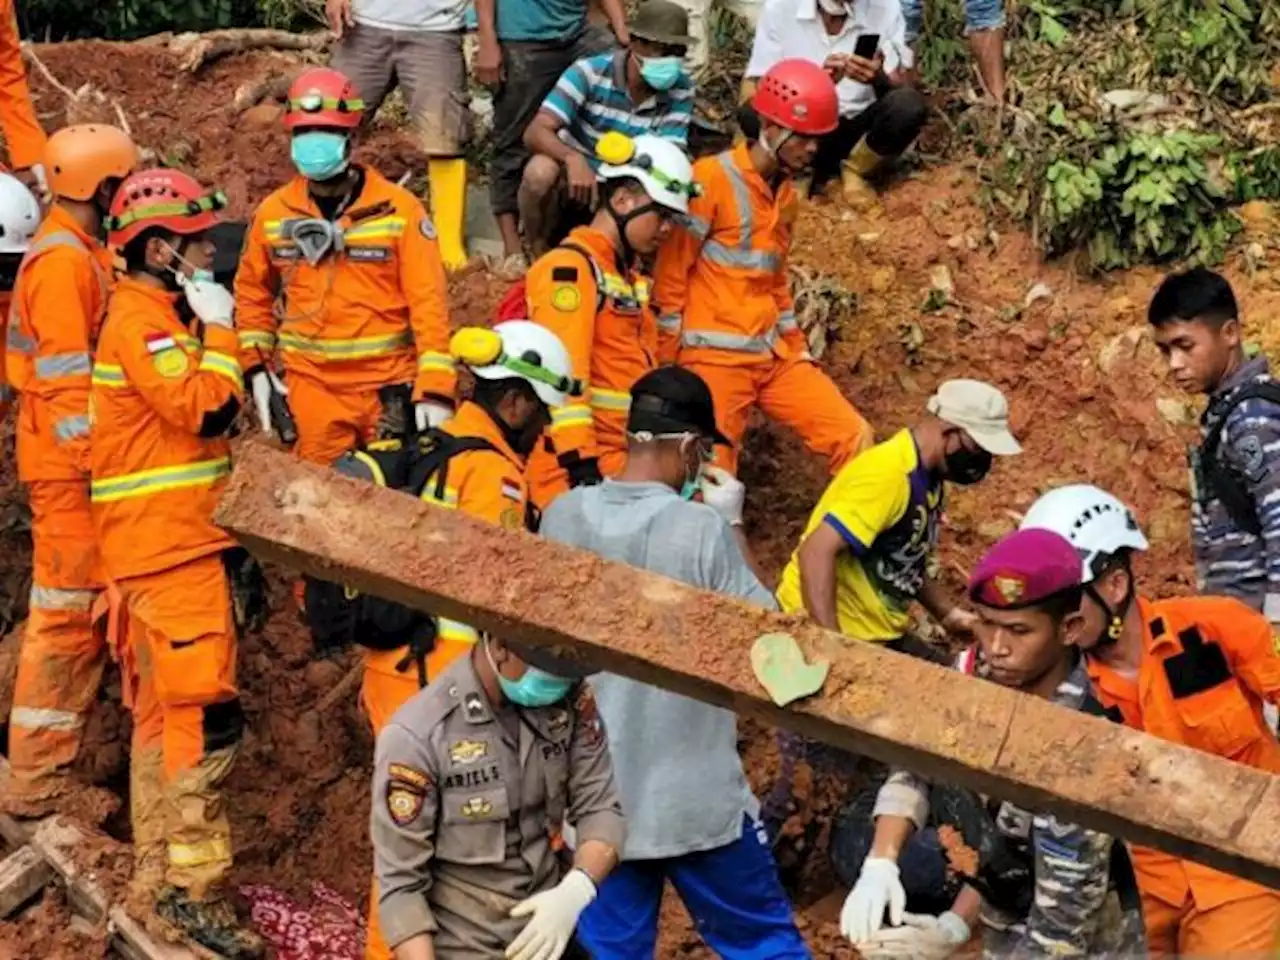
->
[[606, 196, 661, 267], [1086, 559, 1134, 647]]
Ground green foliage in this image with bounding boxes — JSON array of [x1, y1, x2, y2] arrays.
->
[[19, 0, 262, 39], [1040, 129, 1239, 270]]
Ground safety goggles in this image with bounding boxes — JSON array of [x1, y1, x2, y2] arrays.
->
[[501, 352, 584, 398], [288, 93, 365, 115], [105, 189, 229, 234]]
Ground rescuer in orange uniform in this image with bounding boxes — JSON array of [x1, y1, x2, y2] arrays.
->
[[523, 132, 697, 509], [2, 125, 139, 817], [1023, 484, 1280, 956], [0, 0, 49, 197], [92, 168, 265, 959], [653, 58, 872, 476], [235, 66, 456, 465], [0, 173, 40, 421], [305, 321, 576, 960]]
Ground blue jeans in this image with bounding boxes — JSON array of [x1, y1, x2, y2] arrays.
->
[[575, 814, 810, 959], [901, 0, 1006, 43]]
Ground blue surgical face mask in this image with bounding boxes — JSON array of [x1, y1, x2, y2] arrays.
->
[[162, 242, 215, 287], [639, 55, 683, 92], [291, 131, 350, 182], [499, 665, 574, 707]]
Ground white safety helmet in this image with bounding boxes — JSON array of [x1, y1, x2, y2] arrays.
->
[[1020, 484, 1149, 583], [457, 321, 577, 409], [597, 133, 697, 216], [0, 174, 41, 255]]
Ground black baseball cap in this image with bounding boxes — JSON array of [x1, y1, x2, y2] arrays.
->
[[508, 641, 594, 679], [627, 366, 730, 445]]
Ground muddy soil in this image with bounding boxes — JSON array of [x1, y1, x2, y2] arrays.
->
[[4, 36, 1279, 960]]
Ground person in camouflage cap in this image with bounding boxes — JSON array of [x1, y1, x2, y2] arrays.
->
[[834, 528, 1146, 959]]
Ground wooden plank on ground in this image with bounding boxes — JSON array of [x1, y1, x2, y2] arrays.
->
[[0, 844, 53, 917], [216, 442, 1280, 888]]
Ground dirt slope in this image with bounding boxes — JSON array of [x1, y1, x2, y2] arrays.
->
[[2, 37, 1278, 959]]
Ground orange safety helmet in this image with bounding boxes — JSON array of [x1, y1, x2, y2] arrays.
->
[[43, 124, 140, 202], [284, 67, 365, 132], [751, 59, 840, 137], [105, 168, 227, 248]]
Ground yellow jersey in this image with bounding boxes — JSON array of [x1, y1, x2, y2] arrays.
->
[[776, 429, 943, 641]]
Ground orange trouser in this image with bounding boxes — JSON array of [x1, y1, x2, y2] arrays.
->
[[118, 554, 241, 900], [289, 374, 386, 465], [681, 355, 872, 476], [526, 442, 628, 513], [1142, 888, 1280, 956], [7, 480, 105, 802], [362, 637, 475, 960]]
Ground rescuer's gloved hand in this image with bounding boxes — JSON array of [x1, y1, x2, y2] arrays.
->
[[506, 869, 596, 960], [855, 911, 969, 960], [415, 399, 453, 432], [249, 370, 275, 435], [842, 856, 906, 942], [176, 274, 235, 329], [699, 465, 745, 526]]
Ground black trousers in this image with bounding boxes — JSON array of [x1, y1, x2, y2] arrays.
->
[[810, 86, 929, 191]]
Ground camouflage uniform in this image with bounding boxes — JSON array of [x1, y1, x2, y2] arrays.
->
[[1191, 354, 1280, 624], [870, 656, 1147, 958]]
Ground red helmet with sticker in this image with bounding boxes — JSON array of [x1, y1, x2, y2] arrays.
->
[[106, 169, 227, 247], [751, 58, 840, 136], [284, 67, 365, 131]]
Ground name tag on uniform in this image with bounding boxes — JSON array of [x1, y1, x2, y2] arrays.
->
[[348, 246, 391, 263], [270, 245, 301, 261]]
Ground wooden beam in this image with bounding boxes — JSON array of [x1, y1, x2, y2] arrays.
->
[[0, 845, 53, 918], [215, 442, 1280, 888]]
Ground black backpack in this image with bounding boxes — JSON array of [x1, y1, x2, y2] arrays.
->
[[304, 430, 499, 686], [1196, 382, 1280, 536]]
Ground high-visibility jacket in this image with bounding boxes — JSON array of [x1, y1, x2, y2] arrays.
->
[[235, 167, 455, 400], [90, 278, 243, 582], [0, 1, 46, 170], [1088, 596, 1280, 911], [0, 289, 11, 417], [526, 226, 657, 465], [652, 142, 807, 367], [6, 208, 112, 482]]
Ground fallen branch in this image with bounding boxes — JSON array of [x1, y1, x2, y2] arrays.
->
[[232, 72, 296, 114], [138, 29, 331, 73], [21, 43, 133, 133]]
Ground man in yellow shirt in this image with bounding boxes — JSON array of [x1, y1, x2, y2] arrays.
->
[[766, 380, 1021, 856]]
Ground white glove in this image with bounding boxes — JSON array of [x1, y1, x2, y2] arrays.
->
[[841, 857, 907, 943], [415, 400, 452, 432], [698, 464, 745, 527], [854, 911, 969, 960], [249, 370, 276, 435], [29, 163, 49, 203], [176, 274, 235, 329], [506, 869, 596, 960]]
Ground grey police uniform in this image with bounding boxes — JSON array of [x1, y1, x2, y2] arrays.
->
[[371, 653, 625, 958]]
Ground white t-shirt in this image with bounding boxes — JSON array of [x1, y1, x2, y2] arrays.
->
[[746, 0, 913, 119], [353, 0, 468, 32]]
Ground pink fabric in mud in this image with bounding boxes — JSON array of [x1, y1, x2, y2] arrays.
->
[[241, 883, 364, 959]]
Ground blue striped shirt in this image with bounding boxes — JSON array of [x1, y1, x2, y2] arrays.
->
[[540, 50, 693, 167]]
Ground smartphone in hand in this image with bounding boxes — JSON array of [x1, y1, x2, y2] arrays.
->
[[853, 33, 880, 60]]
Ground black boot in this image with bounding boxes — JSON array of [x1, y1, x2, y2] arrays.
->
[[155, 885, 265, 959]]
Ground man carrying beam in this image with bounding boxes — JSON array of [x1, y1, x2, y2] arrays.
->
[[839, 528, 1146, 959], [540, 365, 808, 959]]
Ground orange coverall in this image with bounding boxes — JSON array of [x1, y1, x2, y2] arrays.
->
[[524, 225, 658, 509], [4, 208, 112, 806], [1087, 596, 1280, 955], [235, 167, 456, 464], [652, 142, 871, 476], [0, 0, 47, 171], [91, 277, 245, 899], [362, 398, 533, 960]]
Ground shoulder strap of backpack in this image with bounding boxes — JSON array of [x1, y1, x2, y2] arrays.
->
[[558, 240, 607, 313], [410, 429, 501, 503]]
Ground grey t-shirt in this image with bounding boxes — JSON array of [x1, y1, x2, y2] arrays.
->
[[540, 479, 775, 859]]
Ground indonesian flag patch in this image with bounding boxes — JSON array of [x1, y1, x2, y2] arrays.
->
[[501, 479, 523, 502], [145, 333, 178, 354]]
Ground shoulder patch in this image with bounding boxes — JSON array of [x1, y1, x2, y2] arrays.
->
[[389, 763, 431, 791], [387, 784, 426, 825], [152, 346, 190, 379], [420, 217, 437, 240], [574, 684, 605, 746], [1232, 433, 1267, 483], [551, 285, 582, 313], [551, 265, 579, 283]]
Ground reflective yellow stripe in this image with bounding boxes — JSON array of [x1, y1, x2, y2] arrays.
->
[[91, 457, 231, 503], [168, 835, 233, 869], [345, 217, 406, 240], [176, 333, 201, 352], [198, 351, 244, 391], [589, 387, 631, 412], [417, 352, 454, 373], [277, 330, 412, 360], [92, 363, 129, 388], [437, 617, 479, 644], [420, 486, 459, 508], [240, 331, 277, 352], [550, 405, 593, 432]]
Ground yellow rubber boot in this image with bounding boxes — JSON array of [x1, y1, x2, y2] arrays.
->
[[428, 157, 468, 271], [840, 136, 887, 212]]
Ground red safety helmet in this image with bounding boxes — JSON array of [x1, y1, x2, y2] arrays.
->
[[284, 67, 365, 132], [751, 59, 839, 136], [106, 168, 227, 248]]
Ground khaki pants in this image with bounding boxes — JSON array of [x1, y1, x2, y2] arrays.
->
[[330, 24, 470, 156]]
